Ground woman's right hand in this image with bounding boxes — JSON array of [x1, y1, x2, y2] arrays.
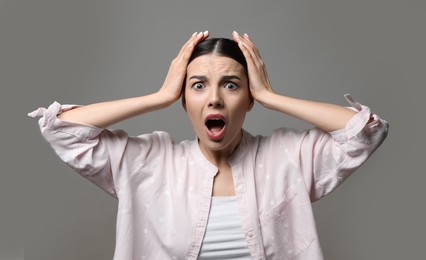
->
[[158, 31, 209, 105], [56, 31, 209, 129]]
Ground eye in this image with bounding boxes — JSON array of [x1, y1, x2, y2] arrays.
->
[[191, 82, 205, 90], [224, 82, 238, 90]]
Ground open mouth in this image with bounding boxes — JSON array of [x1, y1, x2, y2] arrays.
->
[[205, 118, 226, 133], [205, 115, 226, 140]]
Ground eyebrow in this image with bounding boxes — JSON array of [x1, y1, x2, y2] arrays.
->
[[188, 75, 207, 81], [222, 75, 242, 81], [188, 75, 242, 81]]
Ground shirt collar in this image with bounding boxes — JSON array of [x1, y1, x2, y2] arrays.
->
[[189, 129, 253, 174]]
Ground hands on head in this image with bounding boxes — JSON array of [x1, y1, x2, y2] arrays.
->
[[231, 31, 274, 105], [56, 30, 356, 132], [57, 30, 275, 129], [162, 31, 355, 132], [159, 31, 274, 107], [158, 31, 210, 105]]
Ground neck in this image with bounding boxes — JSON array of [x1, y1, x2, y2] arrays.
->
[[199, 131, 243, 167]]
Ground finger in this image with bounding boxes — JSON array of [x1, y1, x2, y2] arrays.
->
[[193, 30, 209, 47], [176, 32, 199, 57], [232, 31, 258, 59], [240, 33, 262, 61], [186, 31, 209, 49], [244, 34, 262, 60], [178, 31, 209, 60], [233, 32, 255, 66], [233, 31, 263, 67], [236, 39, 263, 78], [233, 31, 257, 52], [242, 33, 260, 54], [233, 32, 270, 81]]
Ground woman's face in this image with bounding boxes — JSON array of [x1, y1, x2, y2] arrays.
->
[[184, 54, 253, 155]]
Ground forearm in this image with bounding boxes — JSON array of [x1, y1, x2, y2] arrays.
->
[[57, 32, 210, 129], [58, 92, 174, 128], [258, 92, 356, 132]]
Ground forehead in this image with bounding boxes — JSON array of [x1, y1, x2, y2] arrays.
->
[[187, 54, 245, 77]]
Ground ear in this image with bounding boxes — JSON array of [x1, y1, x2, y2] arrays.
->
[[181, 95, 187, 111], [181, 81, 187, 111], [247, 98, 254, 111], [246, 83, 254, 112]]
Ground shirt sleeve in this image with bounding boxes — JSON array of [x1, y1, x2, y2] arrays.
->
[[297, 95, 389, 202], [28, 101, 161, 199]]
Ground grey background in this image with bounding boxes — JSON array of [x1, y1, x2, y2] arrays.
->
[[1, 0, 424, 259]]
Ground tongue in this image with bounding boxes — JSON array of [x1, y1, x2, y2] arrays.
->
[[210, 125, 223, 133]]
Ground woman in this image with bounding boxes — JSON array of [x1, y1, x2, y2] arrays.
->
[[29, 31, 388, 259]]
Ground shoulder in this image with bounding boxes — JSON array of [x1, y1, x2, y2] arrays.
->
[[258, 127, 314, 144], [246, 127, 330, 153], [132, 130, 195, 152], [125, 130, 178, 148], [118, 130, 194, 162]]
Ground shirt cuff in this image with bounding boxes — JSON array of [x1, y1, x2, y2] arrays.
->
[[28, 101, 80, 125], [28, 101, 103, 140], [329, 94, 374, 143]]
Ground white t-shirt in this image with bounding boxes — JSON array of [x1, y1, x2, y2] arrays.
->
[[198, 196, 251, 259]]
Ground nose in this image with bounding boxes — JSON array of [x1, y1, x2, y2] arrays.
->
[[207, 87, 224, 109]]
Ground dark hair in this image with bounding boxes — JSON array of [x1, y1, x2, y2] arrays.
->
[[182, 38, 249, 107], [188, 38, 247, 72]]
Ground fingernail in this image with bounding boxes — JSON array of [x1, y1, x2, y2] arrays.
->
[[192, 32, 197, 36], [233, 31, 239, 36], [197, 32, 203, 37], [203, 30, 209, 35], [244, 33, 249, 38]]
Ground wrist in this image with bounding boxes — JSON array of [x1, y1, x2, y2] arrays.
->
[[254, 90, 276, 109]]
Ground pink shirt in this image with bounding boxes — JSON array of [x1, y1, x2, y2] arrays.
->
[[29, 96, 388, 260]]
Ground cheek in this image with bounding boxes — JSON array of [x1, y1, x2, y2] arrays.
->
[[229, 100, 249, 119], [236, 107, 249, 121], [236, 92, 252, 109], [185, 101, 202, 124]]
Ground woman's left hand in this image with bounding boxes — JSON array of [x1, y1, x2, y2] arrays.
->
[[232, 31, 274, 105], [233, 31, 357, 131]]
